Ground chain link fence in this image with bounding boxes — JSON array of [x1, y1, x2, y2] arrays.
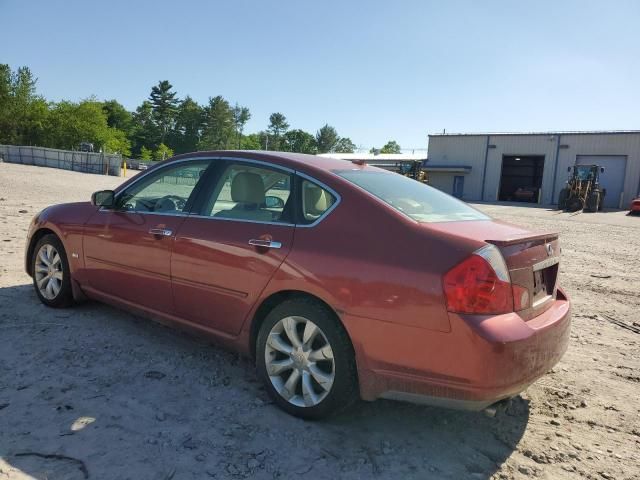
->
[[0, 145, 123, 176]]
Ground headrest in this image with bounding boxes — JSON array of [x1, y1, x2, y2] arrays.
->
[[231, 172, 265, 205], [304, 184, 331, 215]]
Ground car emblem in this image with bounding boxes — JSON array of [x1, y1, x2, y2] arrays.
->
[[546, 244, 553, 256]]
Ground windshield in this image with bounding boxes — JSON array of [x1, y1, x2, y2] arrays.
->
[[336, 170, 490, 223]]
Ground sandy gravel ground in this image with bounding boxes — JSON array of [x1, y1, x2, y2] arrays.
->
[[0, 162, 638, 480]]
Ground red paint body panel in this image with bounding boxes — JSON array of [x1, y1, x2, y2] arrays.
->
[[25, 151, 572, 410], [82, 210, 186, 313], [171, 217, 294, 335], [630, 198, 640, 213]]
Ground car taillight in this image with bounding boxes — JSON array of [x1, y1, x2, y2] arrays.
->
[[443, 244, 513, 314]]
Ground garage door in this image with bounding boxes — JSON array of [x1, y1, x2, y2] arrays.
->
[[576, 155, 626, 208]]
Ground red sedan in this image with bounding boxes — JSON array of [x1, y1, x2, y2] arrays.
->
[[25, 151, 571, 418], [629, 197, 640, 214]]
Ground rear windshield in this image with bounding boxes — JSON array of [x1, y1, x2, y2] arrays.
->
[[335, 170, 489, 223]]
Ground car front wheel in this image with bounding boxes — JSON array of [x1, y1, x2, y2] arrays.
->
[[32, 234, 73, 308], [256, 298, 358, 419]]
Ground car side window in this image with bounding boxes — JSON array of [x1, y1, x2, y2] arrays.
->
[[300, 179, 336, 224], [116, 161, 210, 213], [202, 163, 293, 223]]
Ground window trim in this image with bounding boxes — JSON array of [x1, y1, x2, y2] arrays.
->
[[104, 156, 342, 227], [295, 172, 341, 228]]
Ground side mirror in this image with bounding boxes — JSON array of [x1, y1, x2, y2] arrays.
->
[[600, 167, 605, 173], [567, 166, 571, 172], [264, 195, 285, 209], [91, 190, 115, 208]]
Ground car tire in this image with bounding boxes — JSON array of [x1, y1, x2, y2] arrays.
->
[[31, 234, 73, 308], [256, 297, 358, 419]]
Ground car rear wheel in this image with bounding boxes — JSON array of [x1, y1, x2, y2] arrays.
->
[[256, 298, 358, 419], [32, 234, 73, 308]]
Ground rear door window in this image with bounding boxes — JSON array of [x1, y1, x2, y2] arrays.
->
[[200, 162, 293, 224]]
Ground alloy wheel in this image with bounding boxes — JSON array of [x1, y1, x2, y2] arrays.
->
[[34, 244, 64, 300], [264, 316, 335, 407]]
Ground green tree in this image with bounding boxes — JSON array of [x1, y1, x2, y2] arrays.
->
[[172, 96, 204, 154], [154, 143, 174, 161], [130, 100, 157, 156], [315, 124, 339, 153], [283, 129, 317, 154], [232, 103, 251, 149], [102, 100, 133, 135], [0, 65, 48, 145], [103, 128, 131, 156], [200, 95, 234, 149], [334, 137, 356, 153], [240, 133, 262, 150], [267, 112, 289, 150], [140, 146, 153, 160], [149, 80, 179, 145], [44, 99, 130, 154], [379, 140, 402, 154]]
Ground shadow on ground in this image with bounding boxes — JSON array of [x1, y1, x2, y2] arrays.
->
[[0, 284, 528, 479]]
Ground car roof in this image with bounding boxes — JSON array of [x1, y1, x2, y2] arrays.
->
[[170, 150, 378, 177], [116, 150, 387, 196]]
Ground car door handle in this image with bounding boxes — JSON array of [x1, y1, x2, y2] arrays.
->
[[248, 239, 282, 249], [149, 228, 173, 237]]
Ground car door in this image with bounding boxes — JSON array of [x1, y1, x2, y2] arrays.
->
[[171, 159, 295, 335], [82, 160, 211, 313]]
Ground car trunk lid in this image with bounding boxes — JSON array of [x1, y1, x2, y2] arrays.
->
[[427, 220, 560, 319]]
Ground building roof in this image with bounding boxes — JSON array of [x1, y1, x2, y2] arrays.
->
[[429, 130, 640, 137], [318, 152, 428, 161]]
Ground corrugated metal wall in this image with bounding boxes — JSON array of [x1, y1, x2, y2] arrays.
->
[[426, 135, 486, 200], [428, 133, 640, 207]]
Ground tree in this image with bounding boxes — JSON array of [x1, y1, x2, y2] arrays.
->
[[379, 140, 401, 154], [283, 129, 317, 154], [315, 124, 339, 153], [102, 100, 133, 135], [334, 137, 356, 153], [200, 95, 234, 150], [103, 128, 131, 156], [44, 99, 130, 154], [130, 100, 157, 156], [240, 133, 262, 150], [154, 143, 174, 161], [140, 146, 152, 160], [0, 65, 48, 145], [149, 80, 179, 145], [267, 112, 289, 150], [232, 103, 251, 149], [172, 96, 204, 154]]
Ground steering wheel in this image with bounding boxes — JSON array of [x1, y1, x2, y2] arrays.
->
[[155, 195, 186, 212]]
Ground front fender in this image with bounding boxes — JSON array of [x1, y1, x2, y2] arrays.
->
[[24, 202, 98, 277]]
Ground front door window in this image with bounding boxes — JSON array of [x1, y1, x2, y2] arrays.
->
[[117, 161, 210, 213]]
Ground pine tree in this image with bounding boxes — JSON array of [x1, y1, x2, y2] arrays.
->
[[149, 80, 179, 146]]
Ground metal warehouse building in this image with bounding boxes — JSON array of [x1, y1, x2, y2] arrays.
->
[[427, 131, 640, 208]]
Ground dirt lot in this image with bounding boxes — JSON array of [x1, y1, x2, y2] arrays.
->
[[1, 162, 638, 479]]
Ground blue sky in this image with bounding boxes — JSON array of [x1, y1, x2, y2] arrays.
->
[[2, 0, 639, 150]]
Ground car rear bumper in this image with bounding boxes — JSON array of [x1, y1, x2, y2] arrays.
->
[[346, 289, 571, 410]]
